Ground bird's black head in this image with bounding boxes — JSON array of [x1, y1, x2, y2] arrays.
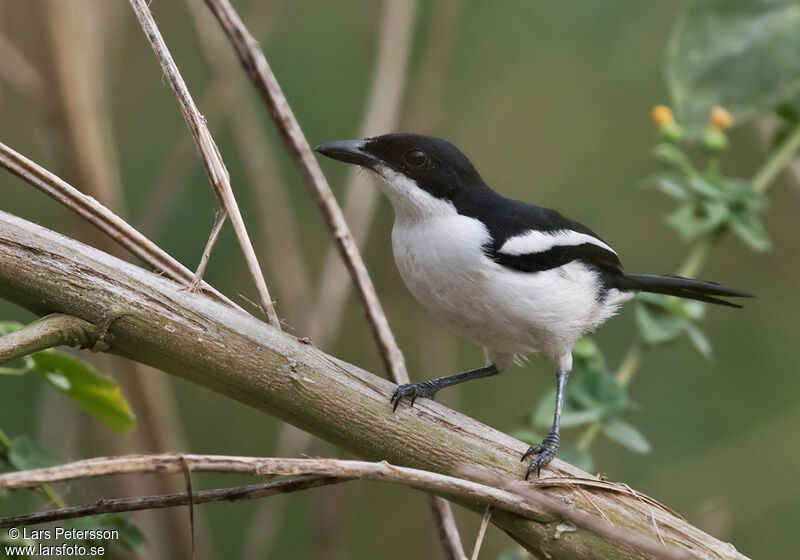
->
[[315, 133, 486, 206]]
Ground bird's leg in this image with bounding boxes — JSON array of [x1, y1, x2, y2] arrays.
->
[[390, 364, 499, 411], [522, 370, 569, 478]]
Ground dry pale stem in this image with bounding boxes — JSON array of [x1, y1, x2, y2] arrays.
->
[[0, 141, 237, 310], [128, 0, 280, 327], [310, 0, 418, 348], [203, 0, 407, 382]]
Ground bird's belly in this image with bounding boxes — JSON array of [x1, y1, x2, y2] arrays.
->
[[392, 217, 627, 358]]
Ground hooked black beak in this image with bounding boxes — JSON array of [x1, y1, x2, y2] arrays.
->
[[315, 140, 379, 168]]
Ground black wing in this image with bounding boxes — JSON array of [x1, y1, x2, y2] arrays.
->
[[480, 201, 623, 275], [489, 241, 624, 275], [449, 184, 624, 275]]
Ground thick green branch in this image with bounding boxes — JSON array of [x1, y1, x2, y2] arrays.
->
[[0, 210, 748, 560], [0, 314, 98, 365]]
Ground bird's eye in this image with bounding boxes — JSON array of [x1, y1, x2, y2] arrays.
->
[[404, 150, 427, 167]]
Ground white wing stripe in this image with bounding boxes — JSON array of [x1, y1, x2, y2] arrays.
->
[[499, 229, 617, 256]]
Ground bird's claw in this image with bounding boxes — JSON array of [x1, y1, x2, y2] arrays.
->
[[390, 381, 439, 412], [521, 432, 560, 479]]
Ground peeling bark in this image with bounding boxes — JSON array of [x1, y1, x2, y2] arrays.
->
[[0, 211, 748, 560]]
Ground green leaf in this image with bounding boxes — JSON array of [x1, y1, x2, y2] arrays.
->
[[570, 349, 630, 416], [682, 300, 707, 322], [728, 207, 772, 252], [534, 338, 630, 432], [687, 175, 724, 199], [777, 103, 800, 123], [641, 173, 692, 201], [652, 143, 696, 174], [668, 0, 800, 133], [509, 429, 544, 446], [665, 201, 729, 241], [31, 353, 136, 432], [70, 514, 146, 552], [559, 408, 606, 428], [6, 436, 61, 471], [533, 388, 558, 429], [0, 360, 33, 375], [0, 321, 24, 335], [573, 337, 601, 360], [558, 446, 594, 472], [772, 124, 795, 149], [602, 419, 652, 454], [635, 303, 689, 345], [0, 534, 36, 558], [686, 322, 713, 359]]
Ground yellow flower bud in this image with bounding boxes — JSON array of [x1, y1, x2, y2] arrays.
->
[[652, 105, 675, 127], [709, 106, 732, 131]]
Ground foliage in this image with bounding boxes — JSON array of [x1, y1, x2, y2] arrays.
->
[[526, 340, 649, 460], [4, 436, 61, 472], [512, 0, 798, 482], [644, 163, 770, 252], [0, 431, 145, 558], [635, 294, 711, 358], [0, 323, 142, 557], [70, 514, 147, 554], [668, 0, 800, 134], [0, 322, 136, 432]]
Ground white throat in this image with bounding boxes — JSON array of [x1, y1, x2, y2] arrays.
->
[[374, 166, 456, 223]]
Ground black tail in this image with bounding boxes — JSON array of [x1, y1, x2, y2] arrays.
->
[[614, 274, 753, 308]]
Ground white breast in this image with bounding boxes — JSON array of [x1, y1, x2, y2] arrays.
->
[[391, 212, 628, 362], [377, 168, 632, 364]]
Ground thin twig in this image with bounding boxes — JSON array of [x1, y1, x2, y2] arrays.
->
[[0, 476, 342, 528], [0, 140, 239, 310], [203, 3, 464, 554], [179, 455, 196, 560], [468, 468, 692, 560], [172, 5, 316, 557], [576, 117, 800, 453], [137, 0, 282, 238], [37, 7, 206, 557], [0, 454, 689, 560], [753, 120, 800, 193], [231, 107, 313, 328], [180, 0, 311, 327], [291, 2, 463, 556], [754, 117, 800, 193], [128, 0, 280, 328], [0, 429, 66, 512], [203, 0, 407, 381], [190, 209, 226, 293], [469, 505, 493, 560], [428, 495, 467, 560], [309, 0, 418, 347], [242, 425, 315, 559]]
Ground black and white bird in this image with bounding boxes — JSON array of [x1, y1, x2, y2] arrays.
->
[[316, 133, 750, 478]]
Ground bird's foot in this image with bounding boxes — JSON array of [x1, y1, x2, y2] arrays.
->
[[390, 381, 439, 412], [521, 431, 560, 479]]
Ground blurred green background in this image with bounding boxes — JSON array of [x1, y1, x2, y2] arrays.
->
[[1, 1, 798, 558]]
